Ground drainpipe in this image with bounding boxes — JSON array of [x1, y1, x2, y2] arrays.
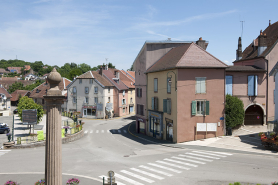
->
[[266, 59, 269, 125]]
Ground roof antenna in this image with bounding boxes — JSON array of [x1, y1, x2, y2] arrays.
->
[[240, 20, 245, 38]]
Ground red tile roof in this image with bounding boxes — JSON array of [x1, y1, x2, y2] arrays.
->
[[10, 90, 30, 101], [7, 67, 22, 74], [240, 21, 278, 60], [102, 69, 128, 90], [0, 78, 35, 89], [120, 70, 135, 88], [226, 65, 266, 72], [0, 87, 12, 98], [146, 43, 227, 73], [126, 71, 135, 80]]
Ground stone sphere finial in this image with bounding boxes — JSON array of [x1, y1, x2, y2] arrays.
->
[[46, 68, 62, 96]]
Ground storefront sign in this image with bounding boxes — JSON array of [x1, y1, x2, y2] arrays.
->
[[83, 105, 96, 109]]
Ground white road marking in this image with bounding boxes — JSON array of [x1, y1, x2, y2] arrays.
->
[[130, 168, 164, 180], [192, 151, 226, 157], [96, 130, 99, 134], [164, 158, 198, 167], [99, 176, 126, 185], [121, 170, 154, 183], [185, 152, 220, 159], [107, 130, 110, 133], [115, 173, 144, 185], [101, 130, 104, 133], [148, 163, 182, 173], [84, 130, 88, 134], [139, 165, 173, 177], [0, 150, 11, 152], [171, 156, 206, 164], [156, 161, 190, 170], [178, 154, 213, 162], [205, 151, 233, 156], [118, 130, 121, 133], [90, 130, 93, 134]]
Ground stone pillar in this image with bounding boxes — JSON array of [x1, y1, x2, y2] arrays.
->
[[44, 68, 65, 185]]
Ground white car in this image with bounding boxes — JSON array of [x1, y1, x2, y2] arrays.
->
[[0, 123, 9, 127]]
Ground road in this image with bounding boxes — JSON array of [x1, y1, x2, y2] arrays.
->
[[0, 115, 277, 185]]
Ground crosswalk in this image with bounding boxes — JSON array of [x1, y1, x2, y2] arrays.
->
[[0, 150, 11, 158], [99, 150, 233, 185], [84, 129, 128, 134]]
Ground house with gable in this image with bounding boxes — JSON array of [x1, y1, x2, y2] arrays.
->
[[66, 70, 114, 119], [145, 42, 227, 143], [227, 20, 278, 125], [0, 85, 12, 116], [10, 90, 31, 106]]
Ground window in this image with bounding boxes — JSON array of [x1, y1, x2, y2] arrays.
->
[[167, 77, 171, 93], [89, 79, 93, 84], [94, 97, 98, 104], [73, 87, 77, 94], [123, 107, 125, 113], [123, 90, 125, 96], [73, 96, 76, 103], [191, 100, 209, 116], [151, 97, 158, 111], [131, 90, 132, 95], [225, 76, 233, 95], [195, 77, 206, 94], [137, 88, 142, 97], [108, 97, 110, 103], [85, 87, 89, 94], [122, 99, 126, 105], [130, 98, 133, 104], [163, 99, 171, 114], [79, 79, 82, 84], [108, 87, 110, 93], [137, 104, 144, 116], [34, 99, 37, 103], [248, 75, 258, 96], [154, 78, 158, 92], [94, 87, 98, 94], [85, 97, 89, 104], [42, 99, 44, 104]]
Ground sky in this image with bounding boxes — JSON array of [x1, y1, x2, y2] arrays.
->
[[0, 0, 277, 70]]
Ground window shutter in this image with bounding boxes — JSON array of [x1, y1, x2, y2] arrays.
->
[[155, 97, 158, 110], [201, 79, 206, 93], [248, 76, 254, 96], [225, 76, 233, 95], [137, 104, 139, 114], [167, 99, 171, 114], [163, 99, 167, 113], [122, 99, 124, 105], [274, 89, 275, 104], [205, 101, 209, 115], [255, 75, 258, 96], [196, 79, 200, 93], [140, 88, 142, 97], [152, 97, 154, 110], [141, 105, 144, 116], [191, 101, 196, 115]]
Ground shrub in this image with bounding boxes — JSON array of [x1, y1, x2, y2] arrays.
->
[[4, 180, 18, 185], [258, 132, 265, 137], [35, 178, 45, 185], [225, 95, 245, 128], [66, 178, 80, 185]]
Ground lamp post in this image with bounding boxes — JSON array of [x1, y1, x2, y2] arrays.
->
[[68, 87, 78, 124], [166, 71, 177, 91]]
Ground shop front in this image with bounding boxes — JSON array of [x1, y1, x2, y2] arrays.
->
[[83, 105, 97, 118], [136, 117, 146, 134], [148, 111, 163, 139]]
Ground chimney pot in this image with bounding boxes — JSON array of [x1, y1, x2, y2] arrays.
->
[[260, 30, 263, 35], [199, 37, 202, 41]]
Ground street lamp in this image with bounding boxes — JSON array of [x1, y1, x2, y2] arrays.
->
[[166, 71, 177, 91], [68, 87, 78, 124]]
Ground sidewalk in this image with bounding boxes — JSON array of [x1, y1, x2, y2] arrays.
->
[[128, 122, 278, 156]]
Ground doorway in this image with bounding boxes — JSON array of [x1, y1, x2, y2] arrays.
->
[[83, 109, 87, 117], [244, 104, 264, 125]]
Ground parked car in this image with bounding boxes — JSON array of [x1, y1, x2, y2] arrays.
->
[[0, 123, 9, 127], [0, 125, 10, 134], [13, 109, 18, 114]]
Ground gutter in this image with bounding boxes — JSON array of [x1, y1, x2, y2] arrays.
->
[[266, 59, 269, 124]]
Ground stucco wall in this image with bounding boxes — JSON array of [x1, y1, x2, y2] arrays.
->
[[128, 89, 135, 113], [147, 70, 178, 141], [177, 68, 225, 143]]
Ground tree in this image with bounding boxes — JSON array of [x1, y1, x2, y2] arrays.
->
[[8, 82, 24, 94], [128, 64, 134, 71], [68, 68, 82, 80], [78, 63, 91, 73], [108, 62, 115, 69], [17, 96, 44, 123], [31, 61, 44, 72], [225, 94, 245, 128]]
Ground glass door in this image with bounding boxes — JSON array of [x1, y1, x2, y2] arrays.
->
[[83, 108, 87, 117]]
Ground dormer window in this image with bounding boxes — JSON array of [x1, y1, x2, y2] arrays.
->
[[36, 89, 40, 93]]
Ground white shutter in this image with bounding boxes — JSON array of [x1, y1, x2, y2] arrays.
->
[[248, 76, 254, 96], [196, 78, 201, 93], [255, 75, 258, 96]]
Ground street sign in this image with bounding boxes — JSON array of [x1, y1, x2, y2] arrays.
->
[[220, 117, 224, 120], [22, 109, 37, 125], [106, 103, 113, 111], [97, 103, 103, 111]]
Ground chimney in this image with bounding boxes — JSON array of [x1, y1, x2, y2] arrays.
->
[[236, 37, 242, 61], [99, 68, 103, 76], [105, 64, 108, 70], [258, 30, 267, 56], [196, 37, 207, 50]]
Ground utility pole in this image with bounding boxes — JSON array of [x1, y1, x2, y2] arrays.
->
[[240, 20, 245, 38]]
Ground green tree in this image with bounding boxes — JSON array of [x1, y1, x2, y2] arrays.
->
[[225, 95, 245, 128], [31, 61, 44, 72], [78, 63, 91, 73], [128, 64, 134, 71], [108, 62, 115, 69], [68, 68, 82, 80], [8, 82, 24, 94], [17, 96, 44, 123]]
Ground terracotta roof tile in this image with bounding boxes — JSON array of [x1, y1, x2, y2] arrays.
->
[[146, 43, 227, 73], [91, 71, 114, 87], [77, 71, 94, 79], [102, 70, 128, 90], [226, 65, 266, 72], [125, 71, 135, 80], [10, 90, 30, 101], [119, 70, 135, 88], [0, 87, 12, 98], [241, 21, 278, 60]]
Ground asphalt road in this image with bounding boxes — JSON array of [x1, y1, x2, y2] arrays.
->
[[0, 116, 277, 185]]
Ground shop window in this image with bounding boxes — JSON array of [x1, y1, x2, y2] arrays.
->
[[191, 100, 209, 116], [195, 77, 206, 94], [248, 75, 258, 96]]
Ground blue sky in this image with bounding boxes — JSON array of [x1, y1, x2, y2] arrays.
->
[[0, 0, 277, 70]]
